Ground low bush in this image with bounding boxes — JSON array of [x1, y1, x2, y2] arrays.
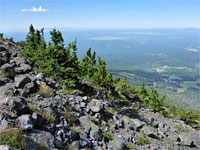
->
[[37, 83, 54, 97], [0, 129, 25, 149], [136, 136, 151, 145]]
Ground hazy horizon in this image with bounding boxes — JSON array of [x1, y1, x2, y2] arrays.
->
[[0, 0, 199, 32]]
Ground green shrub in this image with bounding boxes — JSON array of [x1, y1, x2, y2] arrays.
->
[[64, 110, 76, 126], [0, 129, 25, 149], [127, 144, 136, 149], [37, 83, 54, 97], [163, 107, 200, 128], [38, 142, 47, 150], [102, 131, 114, 141], [41, 111, 56, 123], [136, 136, 151, 145], [174, 124, 185, 133], [60, 88, 76, 95]]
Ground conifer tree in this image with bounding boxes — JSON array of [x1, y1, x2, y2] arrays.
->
[[80, 47, 96, 78], [93, 57, 107, 87], [21, 24, 36, 60]]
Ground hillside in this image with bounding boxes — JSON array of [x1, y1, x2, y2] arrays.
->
[[0, 32, 200, 150]]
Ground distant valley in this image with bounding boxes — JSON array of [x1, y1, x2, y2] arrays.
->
[[4, 28, 200, 111]]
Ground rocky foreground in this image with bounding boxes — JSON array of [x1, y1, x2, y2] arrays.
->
[[0, 39, 200, 150]]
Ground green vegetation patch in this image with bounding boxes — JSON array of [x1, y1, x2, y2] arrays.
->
[[38, 142, 47, 150], [41, 111, 56, 124], [174, 124, 185, 133], [177, 88, 186, 93], [0, 129, 25, 149], [162, 107, 200, 128], [37, 83, 54, 97], [64, 110, 76, 126], [127, 144, 136, 149], [102, 131, 114, 141], [136, 136, 151, 145]]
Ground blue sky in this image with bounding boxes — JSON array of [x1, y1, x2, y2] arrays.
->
[[0, 0, 199, 31]]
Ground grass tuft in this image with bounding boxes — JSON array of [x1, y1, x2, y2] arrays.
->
[[0, 129, 25, 149]]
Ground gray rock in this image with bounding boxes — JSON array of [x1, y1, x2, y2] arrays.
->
[[70, 141, 80, 150], [24, 82, 36, 94], [18, 114, 33, 131], [0, 46, 7, 52], [3, 88, 15, 96], [178, 135, 194, 147], [0, 112, 15, 132], [142, 126, 158, 139], [122, 116, 143, 131], [25, 129, 56, 150], [13, 57, 27, 65], [5, 97, 29, 115], [35, 73, 45, 81], [15, 64, 32, 74], [23, 124, 33, 131], [93, 131, 103, 141], [0, 145, 13, 150], [69, 130, 80, 141], [0, 120, 9, 132], [80, 102, 86, 108], [0, 64, 16, 78], [18, 114, 31, 126], [32, 113, 42, 127], [0, 51, 9, 63], [80, 134, 93, 148], [14, 74, 31, 88], [54, 136, 65, 149], [88, 99, 104, 113], [79, 116, 100, 140], [107, 139, 126, 150]]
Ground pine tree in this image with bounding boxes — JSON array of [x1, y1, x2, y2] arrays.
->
[[93, 57, 107, 87], [80, 47, 96, 78], [21, 24, 36, 60]]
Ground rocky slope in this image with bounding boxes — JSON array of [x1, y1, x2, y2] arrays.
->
[[0, 39, 200, 150]]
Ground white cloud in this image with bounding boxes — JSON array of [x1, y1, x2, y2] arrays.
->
[[21, 6, 48, 12], [184, 48, 200, 52], [90, 36, 127, 41]]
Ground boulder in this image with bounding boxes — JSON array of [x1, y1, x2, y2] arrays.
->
[[0, 64, 16, 78], [0, 145, 13, 150], [32, 113, 42, 128], [178, 135, 194, 147], [88, 99, 104, 113], [0, 112, 14, 132], [79, 134, 93, 148], [24, 82, 36, 94], [122, 116, 143, 131], [15, 64, 32, 74], [5, 97, 29, 115], [25, 129, 55, 150], [70, 141, 80, 150], [69, 130, 80, 141], [12, 57, 27, 65], [54, 136, 65, 149], [14, 74, 31, 88], [18, 114, 33, 131], [79, 116, 100, 140], [35, 73, 45, 81], [142, 126, 158, 139], [107, 139, 126, 150], [0, 46, 7, 52]]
